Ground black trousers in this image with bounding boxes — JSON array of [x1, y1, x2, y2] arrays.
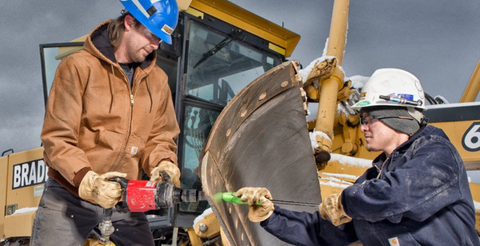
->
[[30, 179, 155, 246]]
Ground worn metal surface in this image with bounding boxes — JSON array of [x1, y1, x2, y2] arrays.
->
[[201, 61, 321, 246]]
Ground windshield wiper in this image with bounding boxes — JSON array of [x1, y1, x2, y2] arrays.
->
[[194, 30, 244, 69]]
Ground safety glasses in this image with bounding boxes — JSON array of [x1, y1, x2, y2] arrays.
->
[[142, 27, 163, 44]]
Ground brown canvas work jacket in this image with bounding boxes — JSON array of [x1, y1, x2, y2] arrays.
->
[[41, 20, 180, 195]]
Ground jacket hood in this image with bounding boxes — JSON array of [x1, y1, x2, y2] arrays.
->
[[84, 20, 156, 70], [400, 125, 449, 150], [373, 125, 449, 166], [82, 20, 159, 114]]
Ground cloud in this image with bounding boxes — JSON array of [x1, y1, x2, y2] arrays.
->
[[0, 0, 123, 153]]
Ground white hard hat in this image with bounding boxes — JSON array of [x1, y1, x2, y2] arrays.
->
[[351, 68, 427, 111]]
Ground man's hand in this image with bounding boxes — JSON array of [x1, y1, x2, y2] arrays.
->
[[150, 160, 181, 188], [78, 171, 127, 209], [235, 187, 274, 222], [319, 193, 352, 226]]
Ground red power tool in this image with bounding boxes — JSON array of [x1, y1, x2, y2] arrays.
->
[[110, 176, 206, 212]]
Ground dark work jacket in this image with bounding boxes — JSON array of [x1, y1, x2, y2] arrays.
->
[[261, 125, 480, 246]]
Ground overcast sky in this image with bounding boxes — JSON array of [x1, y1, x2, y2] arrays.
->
[[1, 0, 480, 179]]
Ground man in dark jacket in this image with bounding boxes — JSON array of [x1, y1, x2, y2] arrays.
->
[[236, 68, 480, 246], [31, 0, 180, 245]]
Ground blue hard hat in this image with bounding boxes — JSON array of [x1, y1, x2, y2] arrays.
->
[[120, 0, 179, 45]]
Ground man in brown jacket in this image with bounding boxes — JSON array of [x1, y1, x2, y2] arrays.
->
[[31, 0, 180, 245]]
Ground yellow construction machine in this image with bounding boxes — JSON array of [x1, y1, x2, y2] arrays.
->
[[0, 0, 300, 245], [1, 0, 479, 245], [196, 0, 480, 245], [199, 0, 480, 245]]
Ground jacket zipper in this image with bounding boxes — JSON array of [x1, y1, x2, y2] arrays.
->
[[111, 67, 136, 171]]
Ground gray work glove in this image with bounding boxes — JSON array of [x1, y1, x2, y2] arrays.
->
[[235, 187, 274, 222], [78, 171, 127, 209]]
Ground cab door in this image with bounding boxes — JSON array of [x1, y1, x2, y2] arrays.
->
[[164, 9, 285, 227]]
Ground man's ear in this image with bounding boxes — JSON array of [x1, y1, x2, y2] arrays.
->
[[124, 14, 135, 31]]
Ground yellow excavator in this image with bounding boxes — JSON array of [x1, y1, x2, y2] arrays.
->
[[1, 0, 479, 245]]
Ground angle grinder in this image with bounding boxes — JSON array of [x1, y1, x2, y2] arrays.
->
[[110, 176, 207, 213]]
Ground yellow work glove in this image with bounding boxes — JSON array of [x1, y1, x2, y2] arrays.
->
[[150, 160, 181, 188], [78, 171, 127, 209], [235, 187, 274, 222], [319, 193, 352, 226]]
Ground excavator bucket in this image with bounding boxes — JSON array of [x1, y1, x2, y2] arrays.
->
[[201, 61, 321, 245]]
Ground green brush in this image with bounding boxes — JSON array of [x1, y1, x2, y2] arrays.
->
[[216, 192, 261, 205]]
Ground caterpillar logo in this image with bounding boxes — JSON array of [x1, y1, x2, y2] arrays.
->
[[12, 159, 49, 189]]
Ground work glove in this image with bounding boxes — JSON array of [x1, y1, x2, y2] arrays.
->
[[150, 160, 181, 188], [319, 193, 352, 226], [235, 187, 274, 222], [78, 171, 127, 209]]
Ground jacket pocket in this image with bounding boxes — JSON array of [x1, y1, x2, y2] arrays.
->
[[78, 127, 99, 150], [355, 220, 422, 246], [374, 226, 421, 246], [97, 129, 124, 151], [78, 127, 124, 151]]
